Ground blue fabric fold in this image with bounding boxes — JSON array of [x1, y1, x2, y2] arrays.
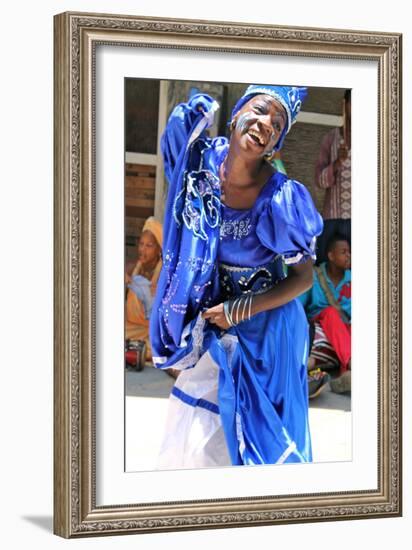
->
[[256, 177, 324, 264], [210, 301, 312, 465], [150, 95, 223, 367]]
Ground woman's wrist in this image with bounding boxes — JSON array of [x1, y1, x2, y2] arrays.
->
[[250, 293, 266, 316], [224, 294, 254, 326], [223, 292, 271, 325]]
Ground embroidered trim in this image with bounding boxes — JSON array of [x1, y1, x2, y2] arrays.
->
[[220, 218, 252, 240], [283, 252, 315, 265], [219, 263, 256, 272], [282, 235, 317, 265], [283, 252, 304, 265], [170, 303, 188, 314], [168, 315, 206, 370], [219, 260, 283, 297], [237, 268, 272, 293], [219, 257, 282, 272], [162, 273, 179, 305], [174, 170, 221, 241], [186, 257, 214, 273]]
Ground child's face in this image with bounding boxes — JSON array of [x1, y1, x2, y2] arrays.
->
[[328, 240, 351, 270]]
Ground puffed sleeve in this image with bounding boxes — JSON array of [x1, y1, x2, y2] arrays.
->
[[161, 93, 219, 183], [256, 178, 323, 264]]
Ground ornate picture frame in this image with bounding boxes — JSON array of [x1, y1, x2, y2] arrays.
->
[[53, 11, 402, 537]]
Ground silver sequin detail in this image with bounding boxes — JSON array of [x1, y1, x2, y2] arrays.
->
[[220, 218, 252, 240]]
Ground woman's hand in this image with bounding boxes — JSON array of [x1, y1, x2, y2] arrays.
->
[[202, 303, 230, 330]]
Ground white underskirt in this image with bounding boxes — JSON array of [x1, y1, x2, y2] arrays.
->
[[156, 347, 232, 470]]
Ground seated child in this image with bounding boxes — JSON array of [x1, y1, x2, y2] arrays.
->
[[300, 234, 351, 393]]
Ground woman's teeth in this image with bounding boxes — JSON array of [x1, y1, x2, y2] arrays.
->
[[248, 130, 265, 146]]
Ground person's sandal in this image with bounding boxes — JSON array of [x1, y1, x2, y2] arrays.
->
[[308, 369, 330, 399]]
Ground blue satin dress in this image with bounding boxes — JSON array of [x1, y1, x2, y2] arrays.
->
[[150, 93, 323, 469]]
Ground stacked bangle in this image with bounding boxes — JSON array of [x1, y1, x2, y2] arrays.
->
[[223, 294, 254, 327]]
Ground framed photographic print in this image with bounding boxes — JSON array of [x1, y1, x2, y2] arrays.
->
[[53, 11, 402, 537]]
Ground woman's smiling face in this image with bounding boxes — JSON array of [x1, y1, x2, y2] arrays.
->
[[231, 94, 287, 157]]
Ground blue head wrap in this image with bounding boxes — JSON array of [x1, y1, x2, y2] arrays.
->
[[231, 84, 308, 151]]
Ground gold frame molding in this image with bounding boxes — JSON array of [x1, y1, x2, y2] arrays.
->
[[53, 11, 402, 538]]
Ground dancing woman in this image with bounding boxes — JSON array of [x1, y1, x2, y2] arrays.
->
[[150, 85, 323, 468]]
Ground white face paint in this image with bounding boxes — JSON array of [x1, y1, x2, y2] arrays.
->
[[235, 111, 255, 135], [232, 95, 287, 154]]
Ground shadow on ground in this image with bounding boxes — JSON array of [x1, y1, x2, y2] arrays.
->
[[126, 366, 351, 413], [309, 384, 351, 412], [125, 366, 175, 398]]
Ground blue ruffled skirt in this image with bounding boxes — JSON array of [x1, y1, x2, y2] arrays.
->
[[157, 297, 312, 469]]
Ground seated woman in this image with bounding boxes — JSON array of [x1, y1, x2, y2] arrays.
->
[[300, 234, 351, 393], [125, 217, 162, 361]]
